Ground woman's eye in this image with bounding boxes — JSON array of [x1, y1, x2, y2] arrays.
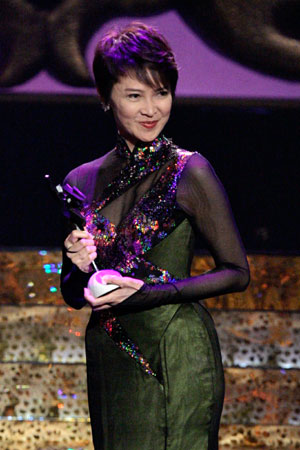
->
[[128, 93, 140, 99], [157, 90, 169, 97]]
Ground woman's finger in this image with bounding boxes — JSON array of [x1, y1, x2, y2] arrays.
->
[[64, 230, 94, 252], [93, 304, 112, 311], [65, 243, 97, 272], [65, 239, 95, 254], [65, 229, 90, 246], [101, 275, 143, 290], [84, 288, 111, 308], [70, 250, 96, 267]]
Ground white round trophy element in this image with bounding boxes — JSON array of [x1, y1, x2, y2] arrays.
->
[[88, 269, 122, 298]]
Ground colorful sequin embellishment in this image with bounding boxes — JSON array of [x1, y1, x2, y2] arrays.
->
[[83, 210, 117, 261], [99, 312, 156, 377], [83, 146, 193, 283]]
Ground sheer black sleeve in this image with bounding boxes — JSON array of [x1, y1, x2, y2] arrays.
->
[[59, 170, 91, 310], [117, 153, 250, 312], [60, 247, 91, 309]]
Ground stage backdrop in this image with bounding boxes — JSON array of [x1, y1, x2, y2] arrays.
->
[[1, 8, 300, 98]]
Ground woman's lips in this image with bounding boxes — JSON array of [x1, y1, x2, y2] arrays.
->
[[140, 121, 158, 129]]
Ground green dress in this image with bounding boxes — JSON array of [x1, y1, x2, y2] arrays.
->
[[61, 136, 249, 450]]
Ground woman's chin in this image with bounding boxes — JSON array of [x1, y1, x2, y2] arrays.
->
[[121, 127, 163, 148], [137, 129, 161, 144]]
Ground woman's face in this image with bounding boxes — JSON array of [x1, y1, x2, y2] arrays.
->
[[109, 72, 172, 151]]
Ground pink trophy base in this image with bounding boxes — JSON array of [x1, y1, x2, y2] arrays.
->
[[87, 269, 122, 298]]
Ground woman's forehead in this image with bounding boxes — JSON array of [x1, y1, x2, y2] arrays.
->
[[117, 68, 167, 90]]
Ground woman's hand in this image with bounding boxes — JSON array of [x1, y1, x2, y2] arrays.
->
[[64, 229, 97, 273], [84, 275, 144, 311]]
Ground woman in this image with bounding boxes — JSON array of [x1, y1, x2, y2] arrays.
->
[[61, 23, 250, 450]]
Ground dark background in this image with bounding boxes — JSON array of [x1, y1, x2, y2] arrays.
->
[[1, 95, 299, 253]]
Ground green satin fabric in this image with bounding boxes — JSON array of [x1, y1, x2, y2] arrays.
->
[[146, 218, 195, 280], [85, 219, 224, 450]]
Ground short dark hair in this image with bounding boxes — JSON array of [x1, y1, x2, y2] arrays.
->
[[93, 22, 178, 105]]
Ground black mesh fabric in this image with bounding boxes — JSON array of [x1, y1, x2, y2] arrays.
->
[[116, 153, 250, 312]]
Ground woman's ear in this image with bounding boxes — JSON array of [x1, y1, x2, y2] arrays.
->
[[96, 88, 110, 112], [96, 86, 102, 99]]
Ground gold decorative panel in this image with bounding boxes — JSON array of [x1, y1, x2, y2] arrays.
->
[[223, 369, 300, 425], [0, 306, 88, 363], [0, 364, 299, 426], [219, 425, 300, 449], [0, 306, 299, 369], [0, 422, 299, 449], [1, 251, 300, 310], [192, 253, 300, 310], [0, 420, 93, 450], [0, 363, 88, 420], [0, 250, 63, 306], [214, 311, 300, 369]]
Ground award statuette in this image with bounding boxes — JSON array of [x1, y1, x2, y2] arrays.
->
[[45, 175, 121, 297]]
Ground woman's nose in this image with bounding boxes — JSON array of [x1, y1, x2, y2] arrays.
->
[[140, 98, 156, 116]]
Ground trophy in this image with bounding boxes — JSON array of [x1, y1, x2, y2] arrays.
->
[[45, 175, 121, 297]]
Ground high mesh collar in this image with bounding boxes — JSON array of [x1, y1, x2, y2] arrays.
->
[[82, 134, 177, 214], [115, 134, 173, 164]]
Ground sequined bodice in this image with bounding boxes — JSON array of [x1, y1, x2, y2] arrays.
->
[[82, 136, 193, 284]]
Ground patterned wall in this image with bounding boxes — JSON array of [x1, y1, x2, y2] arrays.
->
[[0, 250, 299, 449]]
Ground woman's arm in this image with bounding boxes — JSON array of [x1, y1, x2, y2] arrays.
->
[[61, 228, 98, 309], [174, 152, 250, 296], [60, 247, 91, 309], [60, 152, 119, 309], [60, 169, 97, 309]]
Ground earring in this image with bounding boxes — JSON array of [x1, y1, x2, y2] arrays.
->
[[102, 103, 110, 112]]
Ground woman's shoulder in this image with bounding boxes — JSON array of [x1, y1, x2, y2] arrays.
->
[[174, 147, 213, 174], [63, 149, 116, 188]]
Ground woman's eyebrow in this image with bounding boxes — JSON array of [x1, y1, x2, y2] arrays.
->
[[124, 88, 144, 92], [123, 86, 167, 92]]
